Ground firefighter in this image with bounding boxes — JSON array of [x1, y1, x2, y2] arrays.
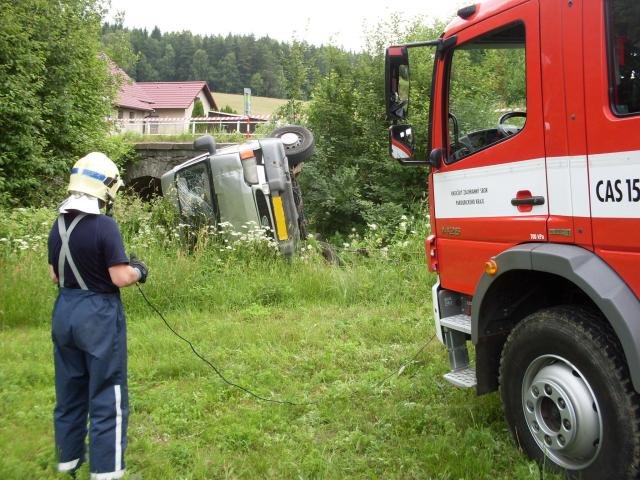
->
[[47, 152, 148, 479]]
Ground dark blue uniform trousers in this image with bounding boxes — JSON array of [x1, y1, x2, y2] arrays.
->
[[52, 288, 128, 476]]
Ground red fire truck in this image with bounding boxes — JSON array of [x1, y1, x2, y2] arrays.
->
[[385, 0, 640, 477]]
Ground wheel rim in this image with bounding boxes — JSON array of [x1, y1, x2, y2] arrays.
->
[[522, 354, 602, 470], [280, 132, 301, 148]]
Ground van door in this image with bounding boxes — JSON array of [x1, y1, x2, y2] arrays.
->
[[433, 1, 547, 295], [583, 0, 640, 298]]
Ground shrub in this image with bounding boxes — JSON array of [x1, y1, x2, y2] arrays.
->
[[0, 0, 117, 207]]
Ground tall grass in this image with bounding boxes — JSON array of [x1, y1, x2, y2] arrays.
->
[[0, 200, 558, 479]]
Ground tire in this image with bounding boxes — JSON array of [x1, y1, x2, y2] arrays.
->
[[269, 125, 315, 166], [499, 306, 640, 479]]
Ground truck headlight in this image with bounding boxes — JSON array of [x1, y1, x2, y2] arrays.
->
[[240, 149, 259, 185]]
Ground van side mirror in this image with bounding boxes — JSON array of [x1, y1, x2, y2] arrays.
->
[[385, 46, 410, 120], [193, 135, 216, 155]]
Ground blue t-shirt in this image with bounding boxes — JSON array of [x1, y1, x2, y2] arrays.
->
[[48, 213, 129, 293]]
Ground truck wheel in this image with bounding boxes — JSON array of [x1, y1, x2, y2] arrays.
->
[[499, 306, 640, 479], [270, 125, 315, 166]]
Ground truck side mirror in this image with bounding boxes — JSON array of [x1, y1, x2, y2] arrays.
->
[[385, 46, 410, 120], [428, 148, 442, 168], [389, 125, 415, 160]]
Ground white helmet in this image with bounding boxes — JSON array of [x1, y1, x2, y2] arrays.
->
[[67, 152, 124, 202]]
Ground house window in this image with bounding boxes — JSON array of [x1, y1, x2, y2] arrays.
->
[[117, 110, 123, 120], [607, 0, 640, 115], [447, 22, 527, 163], [129, 111, 135, 122]]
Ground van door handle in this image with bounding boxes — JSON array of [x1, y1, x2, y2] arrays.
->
[[511, 196, 545, 206]]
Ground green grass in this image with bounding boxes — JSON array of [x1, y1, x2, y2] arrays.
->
[[114, 131, 249, 144], [214, 93, 292, 116], [0, 209, 559, 479]]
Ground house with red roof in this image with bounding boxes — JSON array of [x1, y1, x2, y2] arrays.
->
[[112, 66, 218, 134]]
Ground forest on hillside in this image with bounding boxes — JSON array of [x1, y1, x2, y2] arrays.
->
[[102, 19, 362, 99]]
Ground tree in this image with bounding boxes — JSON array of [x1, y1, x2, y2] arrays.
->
[[235, 35, 256, 87], [101, 12, 139, 74], [135, 53, 159, 82], [0, 0, 117, 206], [192, 99, 205, 117], [215, 52, 240, 93], [158, 43, 176, 80], [282, 40, 307, 100], [249, 72, 265, 96], [219, 105, 237, 114], [300, 20, 444, 235], [170, 31, 197, 80], [192, 98, 206, 133], [190, 49, 212, 82]]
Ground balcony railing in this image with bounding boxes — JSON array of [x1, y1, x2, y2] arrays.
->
[[110, 116, 270, 136]]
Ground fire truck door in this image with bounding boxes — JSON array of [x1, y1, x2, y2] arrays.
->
[[433, 2, 547, 296], [540, 0, 591, 249], [583, 0, 640, 298]]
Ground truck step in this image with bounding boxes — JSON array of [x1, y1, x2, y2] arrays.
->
[[440, 314, 471, 334], [443, 367, 477, 388]]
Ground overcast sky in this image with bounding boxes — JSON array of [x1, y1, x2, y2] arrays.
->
[[107, 0, 466, 52]]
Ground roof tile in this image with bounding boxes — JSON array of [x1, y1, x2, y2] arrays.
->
[[111, 62, 218, 112], [137, 82, 216, 109]]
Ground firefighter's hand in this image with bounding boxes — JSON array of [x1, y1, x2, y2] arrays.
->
[[129, 252, 149, 283]]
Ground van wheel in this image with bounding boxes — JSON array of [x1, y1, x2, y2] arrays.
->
[[499, 306, 640, 479], [270, 125, 315, 166]]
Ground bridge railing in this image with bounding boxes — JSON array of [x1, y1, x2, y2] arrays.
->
[[110, 116, 271, 136]]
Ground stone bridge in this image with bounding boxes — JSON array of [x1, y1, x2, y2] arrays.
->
[[124, 142, 232, 198]]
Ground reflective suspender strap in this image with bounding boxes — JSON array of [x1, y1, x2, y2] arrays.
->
[[57, 214, 88, 290]]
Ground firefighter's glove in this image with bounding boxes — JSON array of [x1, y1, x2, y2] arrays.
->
[[129, 252, 149, 283]]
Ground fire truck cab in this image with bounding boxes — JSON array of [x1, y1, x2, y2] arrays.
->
[[386, 0, 640, 477]]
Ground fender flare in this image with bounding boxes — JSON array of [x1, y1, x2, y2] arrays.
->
[[471, 243, 640, 391]]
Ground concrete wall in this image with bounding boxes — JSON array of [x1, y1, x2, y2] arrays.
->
[[125, 142, 198, 181], [125, 141, 234, 185]]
